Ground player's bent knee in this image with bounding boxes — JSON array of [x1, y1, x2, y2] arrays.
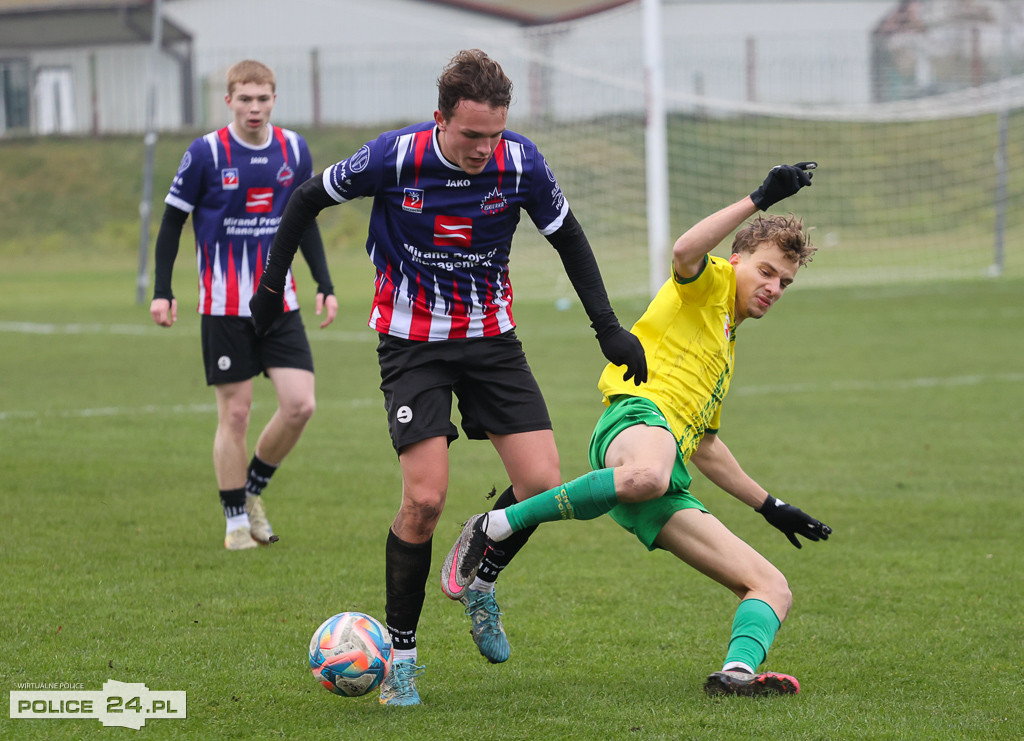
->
[[282, 397, 315, 427], [761, 571, 793, 621], [616, 465, 671, 503]]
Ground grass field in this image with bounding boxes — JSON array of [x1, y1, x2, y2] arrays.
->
[[1, 131, 1022, 739], [2, 251, 1022, 739]]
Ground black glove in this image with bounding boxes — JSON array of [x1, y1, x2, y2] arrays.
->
[[749, 161, 816, 211], [249, 283, 284, 337], [597, 325, 647, 386], [757, 494, 831, 549]]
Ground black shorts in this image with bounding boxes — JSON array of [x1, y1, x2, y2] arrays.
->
[[200, 311, 314, 386], [376, 330, 552, 453]]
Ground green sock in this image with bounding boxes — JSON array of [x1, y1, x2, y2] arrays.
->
[[505, 469, 618, 532], [723, 598, 782, 672]]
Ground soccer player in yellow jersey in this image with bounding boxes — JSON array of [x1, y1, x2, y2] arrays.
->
[[443, 161, 831, 696]]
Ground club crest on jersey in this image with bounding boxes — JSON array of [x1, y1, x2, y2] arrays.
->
[[480, 188, 507, 216], [177, 151, 192, 174], [349, 145, 370, 173], [403, 188, 424, 213], [221, 168, 239, 190], [247, 188, 273, 213], [276, 162, 295, 187], [434, 215, 472, 249]]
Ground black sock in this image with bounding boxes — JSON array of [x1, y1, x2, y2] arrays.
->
[[384, 529, 432, 652], [246, 454, 277, 497], [477, 485, 538, 584], [220, 487, 247, 518]]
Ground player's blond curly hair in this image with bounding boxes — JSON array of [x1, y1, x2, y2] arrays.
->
[[226, 60, 276, 96], [437, 49, 513, 121], [732, 214, 816, 267]]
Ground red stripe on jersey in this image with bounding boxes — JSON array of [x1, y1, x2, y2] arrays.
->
[[254, 241, 269, 313], [201, 243, 214, 314], [448, 279, 469, 339], [272, 126, 290, 164], [481, 278, 500, 336], [412, 130, 431, 186], [371, 268, 395, 334], [408, 274, 433, 341], [217, 127, 232, 168], [224, 244, 239, 316], [493, 140, 506, 192]]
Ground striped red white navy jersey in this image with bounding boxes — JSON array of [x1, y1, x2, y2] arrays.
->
[[322, 122, 569, 340], [165, 124, 313, 316]]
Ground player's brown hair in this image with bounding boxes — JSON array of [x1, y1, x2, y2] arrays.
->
[[226, 60, 276, 96], [732, 214, 816, 267], [436, 49, 513, 121]]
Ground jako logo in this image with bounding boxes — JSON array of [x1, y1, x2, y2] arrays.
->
[[446, 179, 470, 187], [250, 156, 269, 165]]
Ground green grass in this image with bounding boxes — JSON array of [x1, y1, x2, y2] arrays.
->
[[1, 253, 1022, 738]]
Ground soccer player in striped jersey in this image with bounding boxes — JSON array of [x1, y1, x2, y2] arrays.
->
[[251, 49, 647, 705], [150, 60, 337, 551], [446, 162, 832, 697]]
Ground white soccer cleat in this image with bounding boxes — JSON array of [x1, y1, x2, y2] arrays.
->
[[224, 526, 258, 551], [245, 494, 278, 544]]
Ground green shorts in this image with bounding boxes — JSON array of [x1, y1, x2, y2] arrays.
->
[[588, 396, 708, 551]]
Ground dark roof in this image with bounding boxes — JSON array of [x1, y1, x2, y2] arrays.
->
[[0, 1, 192, 49]]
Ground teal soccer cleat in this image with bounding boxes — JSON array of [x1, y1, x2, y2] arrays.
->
[[461, 588, 510, 664], [379, 659, 425, 706]]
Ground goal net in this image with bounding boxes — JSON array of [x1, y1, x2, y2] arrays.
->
[[511, 69, 1024, 301]]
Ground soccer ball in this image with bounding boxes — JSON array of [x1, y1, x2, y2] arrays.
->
[[308, 612, 393, 697]]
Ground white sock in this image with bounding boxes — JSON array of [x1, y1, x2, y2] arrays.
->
[[468, 577, 494, 594], [225, 513, 249, 535], [483, 510, 512, 541], [393, 648, 417, 663], [723, 661, 755, 674]]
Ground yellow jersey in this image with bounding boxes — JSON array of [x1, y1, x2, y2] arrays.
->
[[598, 256, 737, 461]]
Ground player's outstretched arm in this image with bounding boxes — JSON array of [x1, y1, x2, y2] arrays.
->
[[689, 432, 831, 548], [689, 432, 768, 509], [546, 209, 647, 385], [672, 162, 816, 280]]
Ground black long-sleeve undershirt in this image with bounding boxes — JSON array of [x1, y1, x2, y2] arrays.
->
[[544, 209, 621, 338]]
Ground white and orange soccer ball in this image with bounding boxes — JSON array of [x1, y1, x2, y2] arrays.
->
[[308, 612, 393, 697]]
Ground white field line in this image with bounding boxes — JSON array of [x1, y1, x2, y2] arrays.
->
[[730, 372, 1024, 396], [1, 375, 1019, 423], [0, 321, 376, 343], [0, 398, 379, 422]]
